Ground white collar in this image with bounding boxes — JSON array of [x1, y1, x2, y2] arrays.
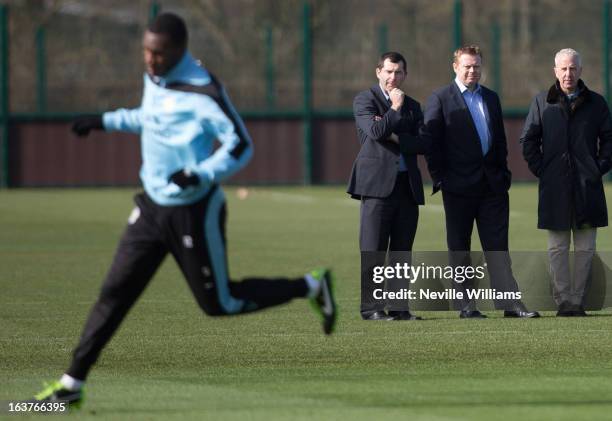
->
[[379, 84, 390, 100], [454, 77, 481, 94]]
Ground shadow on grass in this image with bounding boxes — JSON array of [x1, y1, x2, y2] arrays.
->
[[84, 397, 612, 416]]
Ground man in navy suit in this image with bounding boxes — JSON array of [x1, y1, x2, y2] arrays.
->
[[423, 45, 539, 318], [347, 52, 429, 321]]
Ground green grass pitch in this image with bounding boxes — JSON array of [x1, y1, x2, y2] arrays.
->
[[1, 185, 612, 420]]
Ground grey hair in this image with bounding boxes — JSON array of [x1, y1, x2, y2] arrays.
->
[[554, 48, 582, 67]]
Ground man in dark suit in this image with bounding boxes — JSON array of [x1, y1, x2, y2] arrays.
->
[[422, 45, 539, 319], [347, 51, 429, 321]]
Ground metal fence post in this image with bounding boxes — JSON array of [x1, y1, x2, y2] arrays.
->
[[378, 23, 388, 54], [302, 1, 312, 185], [149, 2, 160, 23], [265, 25, 275, 109], [603, 0, 610, 105], [0, 5, 8, 188], [491, 20, 501, 99], [453, 0, 463, 51], [36, 25, 46, 113]]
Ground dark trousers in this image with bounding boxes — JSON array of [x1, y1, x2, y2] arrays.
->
[[442, 188, 521, 311], [359, 172, 419, 314], [67, 187, 307, 380]]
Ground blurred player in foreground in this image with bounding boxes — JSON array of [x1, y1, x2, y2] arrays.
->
[[33, 12, 336, 408]]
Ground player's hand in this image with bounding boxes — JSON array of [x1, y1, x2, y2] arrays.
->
[[389, 88, 404, 111], [169, 169, 200, 188], [72, 115, 104, 137]]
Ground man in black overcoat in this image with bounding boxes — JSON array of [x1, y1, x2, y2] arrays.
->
[[521, 48, 612, 316]]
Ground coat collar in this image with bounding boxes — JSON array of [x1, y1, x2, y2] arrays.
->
[[546, 79, 590, 111]]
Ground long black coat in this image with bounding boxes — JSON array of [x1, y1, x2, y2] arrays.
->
[[520, 80, 612, 230]]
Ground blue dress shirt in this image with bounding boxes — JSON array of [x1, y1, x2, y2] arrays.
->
[[455, 78, 491, 155]]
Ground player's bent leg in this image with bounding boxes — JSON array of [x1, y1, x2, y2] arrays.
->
[[231, 270, 338, 335], [172, 187, 337, 332], [182, 272, 314, 316], [210, 271, 338, 335], [229, 277, 308, 309]]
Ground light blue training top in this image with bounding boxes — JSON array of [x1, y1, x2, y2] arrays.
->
[[102, 52, 253, 206]]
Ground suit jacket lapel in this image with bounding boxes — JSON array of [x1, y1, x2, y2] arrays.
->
[[370, 84, 390, 111], [450, 82, 485, 155], [480, 88, 495, 137]]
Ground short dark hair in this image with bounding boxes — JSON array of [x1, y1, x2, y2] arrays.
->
[[377, 52, 407, 72], [453, 45, 482, 63], [147, 13, 188, 47]]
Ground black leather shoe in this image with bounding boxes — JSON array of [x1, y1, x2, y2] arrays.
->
[[572, 305, 588, 317], [504, 310, 540, 318], [362, 311, 394, 320], [388, 310, 423, 320], [556, 302, 574, 317], [556, 309, 573, 317], [459, 310, 487, 319]]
